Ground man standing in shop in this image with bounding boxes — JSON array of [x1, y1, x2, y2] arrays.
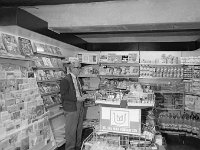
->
[[60, 60, 86, 150]]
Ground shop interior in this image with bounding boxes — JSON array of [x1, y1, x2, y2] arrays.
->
[[1, 0, 200, 150]]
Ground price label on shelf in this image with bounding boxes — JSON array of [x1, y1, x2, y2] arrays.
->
[[100, 107, 141, 135]]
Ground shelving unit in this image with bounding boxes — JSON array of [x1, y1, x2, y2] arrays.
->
[[41, 91, 60, 96], [0, 55, 32, 61], [154, 91, 184, 94], [100, 62, 139, 66], [31, 41, 66, 149], [32, 66, 63, 70], [99, 75, 139, 79], [34, 51, 65, 59], [139, 63, 183, 66], [79, 75, 98, 78], [37, 79, 62, 83], [0, 38, 56, 150]]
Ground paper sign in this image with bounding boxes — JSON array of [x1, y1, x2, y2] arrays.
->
[[100, 107, 141, 135]]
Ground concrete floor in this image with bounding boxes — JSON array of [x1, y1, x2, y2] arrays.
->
[[58, 129, 200, 150]]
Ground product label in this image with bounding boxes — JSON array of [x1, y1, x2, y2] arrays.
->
[[100, 107, 141, 134]]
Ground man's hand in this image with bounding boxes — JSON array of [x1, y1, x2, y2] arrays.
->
[[77, 94, 88, 102]]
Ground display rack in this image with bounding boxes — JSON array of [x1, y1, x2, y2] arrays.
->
[[0, 30, 68, 150], [32, 66, 63, 70], [37, 79, 62, 83], [32, 48, 66, 149], [99, 75, 139, 79], [34, 51, 65, 59], [100, 62, 140, 66], [0, 55, 32, 61], [0, 53, 56, 150], [41, 91, 60, 96]]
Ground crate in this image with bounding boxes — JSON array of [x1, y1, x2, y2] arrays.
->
[[81, 131, 157, 150]]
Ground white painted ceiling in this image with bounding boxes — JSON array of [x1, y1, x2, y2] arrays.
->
[[22, 0, 200, 43]]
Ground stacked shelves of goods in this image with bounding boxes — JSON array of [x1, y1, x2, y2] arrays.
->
[[32, 42, 66, 147], [76, 53, 100, 129], [138, 53, 185, 148], [142, 54, 197, 140], [96, 52, 155, 107], [81, 52, 165, 150], [139, 54, 183, 83], [165, 56, 200, 139], [0, 32, 56, 150]]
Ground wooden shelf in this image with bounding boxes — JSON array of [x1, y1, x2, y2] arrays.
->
[[0, 55, 32, 61], [128, 102, 154, 108], [37, 79, 62, 83], [95, 100, 154, 108], [100, 62, 139, 66], [140, 63, 183, 66], [139, 77, 183, 84], [156, 108, 182, 111], [139, 77, 183, 80], [41, 91, 60, 96], [33, 66, 63, 70], [78, 75, 98, 78], [160, 130, 185, 135], [34, 51, 65, 59], [83, 88, 98, 91], [182, 64, 200, 66], [81, 62, 98, 65], [99, 75, 139, 79], [154, 91, 184, 94], [95, 100, 120, 105], [185, 92, 200, 96]]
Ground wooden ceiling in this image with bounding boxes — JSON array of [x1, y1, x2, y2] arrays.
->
[[0, 0, 119, 6]]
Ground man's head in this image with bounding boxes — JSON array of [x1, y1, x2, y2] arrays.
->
[[68, 61, 81, 76]]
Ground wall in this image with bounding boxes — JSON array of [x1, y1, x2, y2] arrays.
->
[[0, 26, 86, 57]]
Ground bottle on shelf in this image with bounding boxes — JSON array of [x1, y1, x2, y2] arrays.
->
[[177, 113, 183, 132], [186, 112, 192, 134], [173, 114, 179, 132], [195, 114, 200, 138], [182, 112, 187, 133], [191, 112, 197, 136], [165, 113, 170, 131]]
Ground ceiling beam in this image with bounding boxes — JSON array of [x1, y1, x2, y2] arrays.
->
[[0, 0, 120, 7], [23, 0, 200, 34], [87, 42, 197, 51]]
